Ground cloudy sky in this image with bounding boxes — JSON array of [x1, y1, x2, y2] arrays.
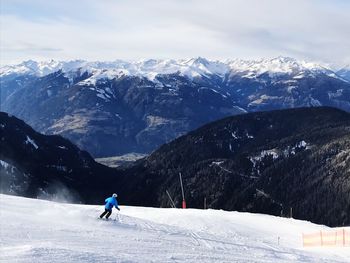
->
[[1, 0, 350, 67]]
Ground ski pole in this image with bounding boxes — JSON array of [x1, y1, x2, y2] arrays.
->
[[114, 209, 121, 222]]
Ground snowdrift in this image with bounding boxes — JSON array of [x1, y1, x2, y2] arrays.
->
[[0, 194, 349, 263]]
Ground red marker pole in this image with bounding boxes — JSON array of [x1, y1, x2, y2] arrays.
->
[[179, 172, 186, 209]]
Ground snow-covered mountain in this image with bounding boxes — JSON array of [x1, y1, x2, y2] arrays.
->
[[0, 56, 338, 81], [1, 57, 350, 157], [1, 194, 349, 263]]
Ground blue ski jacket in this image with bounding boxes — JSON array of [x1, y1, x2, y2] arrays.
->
[[105, 197, 119, 210]]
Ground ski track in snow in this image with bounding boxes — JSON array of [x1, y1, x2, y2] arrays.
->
[[0, 194, 349, 263]]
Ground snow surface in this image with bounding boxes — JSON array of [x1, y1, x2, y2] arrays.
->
[[0, 57, 336, 83], [0, 194, 349, 263]]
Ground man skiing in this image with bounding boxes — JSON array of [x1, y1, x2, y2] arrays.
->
[[100, 193, 120, 220]]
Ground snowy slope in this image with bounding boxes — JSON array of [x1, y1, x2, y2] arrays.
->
[[0, 194, 349, 263], [0, 57, 335, 82]]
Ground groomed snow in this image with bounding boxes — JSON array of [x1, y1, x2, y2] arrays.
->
[[0, 194, 349, 263]]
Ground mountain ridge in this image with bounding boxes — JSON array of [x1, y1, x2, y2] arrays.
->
[[1, 57, 350, 157], [0, 56, 336, 81]]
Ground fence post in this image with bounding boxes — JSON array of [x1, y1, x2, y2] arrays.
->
[[320, 230, 323, 246], [334, 230, 337, 246], [179, 173, 186, 209]]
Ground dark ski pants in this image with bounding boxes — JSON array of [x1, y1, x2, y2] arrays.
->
[[100, 209, 112, 219]]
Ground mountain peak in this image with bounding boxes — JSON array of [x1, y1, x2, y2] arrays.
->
[[186, 56, 210, 66]]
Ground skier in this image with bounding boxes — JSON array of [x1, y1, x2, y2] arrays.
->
[[100, 193, 120, 220]]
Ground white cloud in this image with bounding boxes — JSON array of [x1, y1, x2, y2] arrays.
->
[[1, 0, 350, 66]]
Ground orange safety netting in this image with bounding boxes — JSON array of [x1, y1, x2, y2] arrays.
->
[[302, 229, 350, 247]]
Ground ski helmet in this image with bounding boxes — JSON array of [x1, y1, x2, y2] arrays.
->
[[112, 193, 118, 198]]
